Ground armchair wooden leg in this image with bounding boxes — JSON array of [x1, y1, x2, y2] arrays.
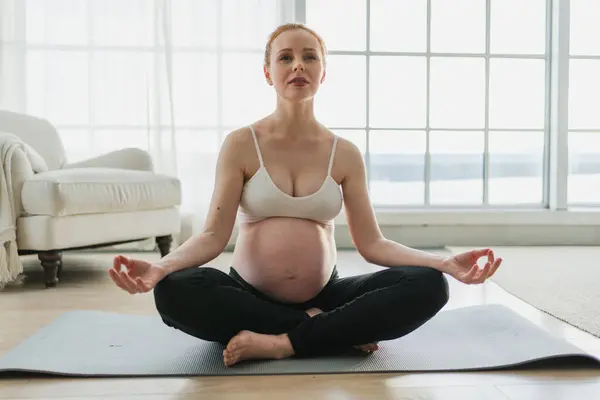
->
[[38, 250, 62, 288], [156, 235, 173, 258]]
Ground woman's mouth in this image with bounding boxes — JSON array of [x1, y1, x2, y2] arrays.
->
[[288, 77, 309, 86]]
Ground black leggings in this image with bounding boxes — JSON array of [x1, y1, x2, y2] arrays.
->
[[153, 265, 449, 357]]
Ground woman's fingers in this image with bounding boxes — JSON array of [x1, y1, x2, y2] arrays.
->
[[124, 272, 152, 294], [135, 277, 151, 292], [119, 270, 140, 293], [471, 248, 491, 260], [475, 262, 492, 283], [468, 258, 502, 284], [113, 256, 122, 272], [462, 264, 479, 283], [110, 258, 134, 293], [489, 258, 503, 277], [110, 269, 138, 294], [116, 255, 134, 272], [461, 262, 490, 285], [110, 255, 151, 294], [108, 268, 128, 291], [487, 249, 495, 264]]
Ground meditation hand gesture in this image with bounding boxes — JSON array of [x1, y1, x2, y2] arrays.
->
[[440, 248, 502, 285], [108, 255, 168, 294]]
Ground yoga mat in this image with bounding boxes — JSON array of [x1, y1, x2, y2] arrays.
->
[[0, 304, 598, 377]]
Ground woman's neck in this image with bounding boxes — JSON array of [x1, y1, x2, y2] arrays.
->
[[270, 98, 319, 138]]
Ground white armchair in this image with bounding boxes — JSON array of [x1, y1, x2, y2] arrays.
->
[[0, 110, 181, 288]]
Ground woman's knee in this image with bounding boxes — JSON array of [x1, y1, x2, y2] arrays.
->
[[384, 266, 449, 310], [414, 267, 450, 310], [153, 268, 234, 344], [153, 267, 222, 314]]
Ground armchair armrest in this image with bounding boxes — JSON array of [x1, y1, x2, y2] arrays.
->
[[62, 148, 154, 171], [0, 133, 48, 173], [0, 133, 47, 220]]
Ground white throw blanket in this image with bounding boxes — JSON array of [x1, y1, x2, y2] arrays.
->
[[0, 132, 47, 288]]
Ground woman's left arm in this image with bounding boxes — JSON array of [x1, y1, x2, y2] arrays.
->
[[339, 140, 445, 270], [339, 139, 502, 283]]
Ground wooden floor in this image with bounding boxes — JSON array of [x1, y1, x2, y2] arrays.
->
[[1, 248, 600, 399]]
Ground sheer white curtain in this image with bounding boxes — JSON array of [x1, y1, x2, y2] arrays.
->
[[0, 0, 293, 244]]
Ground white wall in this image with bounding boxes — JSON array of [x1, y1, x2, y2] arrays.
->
[[216, 210, 600, 249], [103, 209, 600, 254]]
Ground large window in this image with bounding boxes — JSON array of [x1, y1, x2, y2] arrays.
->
[[4, 0, 600, 213], [305, 0, 600, 208], [307, 0, 549, 207], [18, 0, 280, 214], [568, 0, 600, 205]]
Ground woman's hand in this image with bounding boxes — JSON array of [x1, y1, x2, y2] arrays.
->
[[440, 248, 502, 285], [108, 255, 168, 294]]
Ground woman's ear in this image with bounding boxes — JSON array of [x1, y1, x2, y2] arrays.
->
[[264, 65, 273, 86], [320, 68, 326, 84]]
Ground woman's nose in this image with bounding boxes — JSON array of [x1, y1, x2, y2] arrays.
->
[[293, 62, 305, 72]]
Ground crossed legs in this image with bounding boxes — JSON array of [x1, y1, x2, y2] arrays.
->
[[153, 265, 449, 366]]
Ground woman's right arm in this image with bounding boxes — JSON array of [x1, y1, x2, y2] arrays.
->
[[153, 129, 247, 274]]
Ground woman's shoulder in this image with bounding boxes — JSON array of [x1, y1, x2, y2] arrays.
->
[[222, 127, 252, 149], [320, 126, 362, 160], [225, 117, 272, 144], [227, 118, 271, 141], [220, 121, 269, 165], [318, 127, 365, 180]]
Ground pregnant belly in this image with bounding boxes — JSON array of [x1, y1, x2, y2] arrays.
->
[[232, 217, 336, 304]]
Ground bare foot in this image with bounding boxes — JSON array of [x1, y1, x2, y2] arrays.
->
[[223, 331, 295, 367], [304, 307, 379, 354]]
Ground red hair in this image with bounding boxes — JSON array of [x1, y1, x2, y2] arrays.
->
[[264, 23, 327, 66]]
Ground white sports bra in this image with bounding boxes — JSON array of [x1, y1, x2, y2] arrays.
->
[[238, 126, 343, 225]]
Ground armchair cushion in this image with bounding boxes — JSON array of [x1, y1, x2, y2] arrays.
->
[[21, 168, 181, 217], [61, 148, 154, 171]]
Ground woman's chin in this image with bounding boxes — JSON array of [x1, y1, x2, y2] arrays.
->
[[278, 91, 317, 104]]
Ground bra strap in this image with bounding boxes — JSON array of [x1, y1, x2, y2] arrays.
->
[[327, 136, 339, 176], [248, 125, 264, 166]]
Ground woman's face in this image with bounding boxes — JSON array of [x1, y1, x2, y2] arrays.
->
[[264, 28, 326, 103]]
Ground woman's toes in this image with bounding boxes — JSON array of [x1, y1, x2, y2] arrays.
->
[[354, 342, 379, 353], [223, 352, 233, 366], [227, 336, 241, 352]]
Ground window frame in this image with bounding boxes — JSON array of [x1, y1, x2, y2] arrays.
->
[[11, 0, 600, 210], [301, 0, 566, 209]]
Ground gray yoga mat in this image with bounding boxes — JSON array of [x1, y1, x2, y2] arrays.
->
[[0, 304, 598, 377]]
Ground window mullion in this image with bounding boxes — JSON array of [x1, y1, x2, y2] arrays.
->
[[15, 0, 26, 113], [425, 0, 432, 206], [365, 0, 370, 192], [277, 0, 298, 24], [483, 0, 491, 205], [87, 0, 95, 157], [294, 0, 306, 23], [217, 1, 223, 143], [548, 0, 570, 210]]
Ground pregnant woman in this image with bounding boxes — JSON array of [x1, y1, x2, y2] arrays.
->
[[108, 23, 502, 367]]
